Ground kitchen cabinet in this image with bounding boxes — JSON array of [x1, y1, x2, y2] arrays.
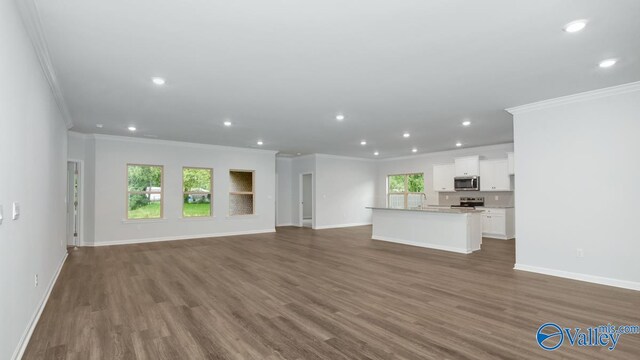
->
[[480, 159, 512, 191], [478, 207, 515, 240], [507, 152, 515, 175], [433, 164, 455, 192], [454, 156, 479, 176]]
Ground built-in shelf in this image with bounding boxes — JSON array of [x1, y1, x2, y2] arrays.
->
[[229, 170, 255, 216]]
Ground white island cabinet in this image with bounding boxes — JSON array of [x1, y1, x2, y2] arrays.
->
[[368, 207, 483, 254]]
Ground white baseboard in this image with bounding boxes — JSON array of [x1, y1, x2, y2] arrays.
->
[[482, 234, 514, 240], [12, 252, 68, 360], [313, 222, 372, 230], [372, 235, 474, 254], [89, 229, 276, 247], [514, 263, 640, 291], [276, 223, 295, 227]]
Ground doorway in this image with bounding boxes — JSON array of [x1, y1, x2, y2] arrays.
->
[[299, 173, 313, 228], [66, 160, 82, 247]]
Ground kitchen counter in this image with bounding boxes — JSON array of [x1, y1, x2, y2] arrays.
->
[[367, 206, 483, 214], [369, 207, 482, 254]]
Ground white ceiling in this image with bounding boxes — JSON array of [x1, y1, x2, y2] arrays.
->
[[35, 0, 640, 158]]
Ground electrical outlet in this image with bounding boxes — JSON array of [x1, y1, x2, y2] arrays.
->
[[494, 195, 499, 201], [445, 195, 449, 200], [34, 274, 38, 287], [0, 204, 3, 225], [576, 248, 584, 258]]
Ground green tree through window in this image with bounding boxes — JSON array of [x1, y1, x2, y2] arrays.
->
[[387, 173, 425, 209]]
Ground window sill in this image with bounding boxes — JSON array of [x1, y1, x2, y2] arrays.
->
[[178, 216, 217, 221], [226, 214, 259, 219], [121, 218, 167, 224]]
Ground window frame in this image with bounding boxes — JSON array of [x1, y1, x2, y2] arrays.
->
[[182, 166, 213, 218], [229, 169, 255, 216], [126, 163, 164, 220], [387, 172, 425, 209]]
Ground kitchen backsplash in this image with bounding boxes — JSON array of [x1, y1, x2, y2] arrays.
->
[[438, 191, 515, 207]]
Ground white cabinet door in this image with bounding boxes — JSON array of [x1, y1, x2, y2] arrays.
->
[[490, 215, 506, 235], [454, 156, 479, 176], [507, 152, 515, 175], [481, 214, 492, 233], [480, 159, 512, 191], [433, 164, 455, 192]]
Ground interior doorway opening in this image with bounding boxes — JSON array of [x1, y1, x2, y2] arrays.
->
[[299, 173, 313, 228]]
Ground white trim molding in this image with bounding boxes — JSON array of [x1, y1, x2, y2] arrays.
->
[[276, 223, 295, 227], [514, 264, 640, 292], [506, 81, 640, 115], [16, 0, 73, 129], [372, 235, 473, 254], [89, 228, 276, 247], [313, 222, 372, 230], [91, 133, 279, 155], [12, 252, 68, 360]]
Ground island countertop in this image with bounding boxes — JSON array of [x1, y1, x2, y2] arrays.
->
[[366, 207, 483, 214]]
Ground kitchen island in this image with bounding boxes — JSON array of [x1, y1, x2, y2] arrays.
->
[[367, 207, 483, 254]]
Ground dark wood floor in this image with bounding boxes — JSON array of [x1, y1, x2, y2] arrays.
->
[[24, 226, 640, 359]]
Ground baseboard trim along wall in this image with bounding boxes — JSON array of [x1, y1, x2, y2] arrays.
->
[[276, 223, 295, 227], [313, 222, 372, 230], [514, 264, 640, 292], [89, 229, 276, 247], [372, 235, 473, 254], [13, 252, 68, 360]]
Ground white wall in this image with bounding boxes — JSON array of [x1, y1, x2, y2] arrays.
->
[[275, 157, 292, 226], [314, 155, 377, 229], [510, 82, 640, 290], [0, 0, 68, 358], [302, 174, 312, 219], [76, 135, 277, 245], [376, 143, 514, 207]]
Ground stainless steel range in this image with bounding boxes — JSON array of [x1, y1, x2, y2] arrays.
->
[[451, 197, 484, 209]]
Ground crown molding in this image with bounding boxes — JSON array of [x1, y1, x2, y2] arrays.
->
[[89, 133, 279, 155], [506, 81, 640, 116], [16, 0, 73, 129], [314, 153, 376, 162], [377, 143, 514, 162]]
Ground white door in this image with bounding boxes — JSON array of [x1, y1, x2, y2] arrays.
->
[[300, 173, 313, 228], [66, 161, 80, 246]]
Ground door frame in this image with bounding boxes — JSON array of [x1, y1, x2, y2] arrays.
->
[[67, 159, 84, 247], [298, 172, 314, 228]]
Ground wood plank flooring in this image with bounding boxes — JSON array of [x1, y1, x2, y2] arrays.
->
[[23, 226, 640, 359]]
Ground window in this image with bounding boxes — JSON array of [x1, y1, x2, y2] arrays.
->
[[182, 167, 213, 217], [229, 170, 254, 215], [387, 173, 425, 209], [127, 164, 163, 219]]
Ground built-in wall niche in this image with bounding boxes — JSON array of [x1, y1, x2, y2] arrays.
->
[[229, 170, 255, 215]]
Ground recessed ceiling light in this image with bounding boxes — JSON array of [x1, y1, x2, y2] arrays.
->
[[462, 120, 471, 126], [360, 140, 367, 145], [257, 140, 263, 145], [412, 148, 418, 153], [456, 142, 462, 147], [96, 124, 103, 128], [223, 121, 232, 127], [296, 153, 301, 156], [336, 114, 345, 121], [128, 126, 136, 131], [151, 77, 165, 85], [563, 20, 587, 33], [598, 59, 617, 68], [374, 151, 379, 156], [403, 132, 410, 138]]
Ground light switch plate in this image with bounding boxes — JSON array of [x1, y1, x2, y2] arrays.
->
[[12, 202, 19, 220], [0, 204, 3, 225]]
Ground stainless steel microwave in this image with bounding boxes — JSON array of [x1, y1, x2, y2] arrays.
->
[[454, 176, 480, 191]]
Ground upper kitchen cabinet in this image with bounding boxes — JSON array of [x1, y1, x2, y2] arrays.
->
[[433, 164, 455, 192], [507, 152, 515, 175], [480, 159, 512, 191], [454, 156, 480, 176]]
